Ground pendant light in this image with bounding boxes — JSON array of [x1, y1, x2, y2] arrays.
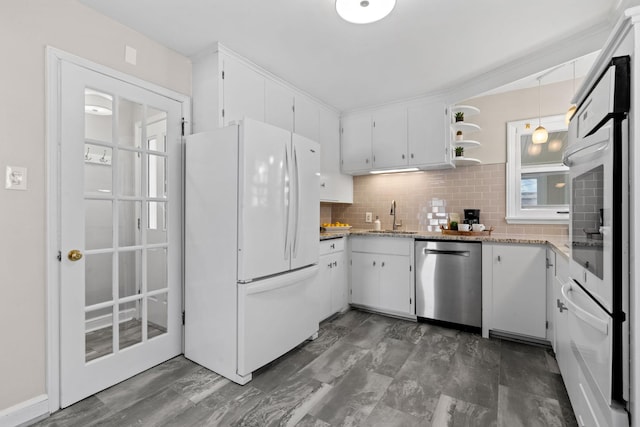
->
[[336, 0, 396, 24], [565, 61, 577, 124], [532, 77, 548, 144]]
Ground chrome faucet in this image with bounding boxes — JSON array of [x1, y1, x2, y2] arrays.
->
[[390, 200, 402, 230]]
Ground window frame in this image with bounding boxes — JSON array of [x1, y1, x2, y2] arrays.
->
[[506, 114, 570, 224]]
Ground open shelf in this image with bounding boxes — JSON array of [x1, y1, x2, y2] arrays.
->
[[451, 105, 480, 118], [452, 121, 481, 134], [453, 156, 481, 166], [452, 139, 480, 149]]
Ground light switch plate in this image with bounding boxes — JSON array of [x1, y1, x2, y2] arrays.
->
[[365, 212, 372, 223], [5, 166, 27, 190]]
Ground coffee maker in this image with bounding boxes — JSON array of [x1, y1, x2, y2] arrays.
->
[[464, 209, 480, 225]]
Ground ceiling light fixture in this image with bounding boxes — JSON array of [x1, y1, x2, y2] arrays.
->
[[336, 0, 396, 24], [565, 61, 577, 125], [85, 92, 113, 116], [532, 77, 548, 144]]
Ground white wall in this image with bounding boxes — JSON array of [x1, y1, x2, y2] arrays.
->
[[0, 0, 191, 412]]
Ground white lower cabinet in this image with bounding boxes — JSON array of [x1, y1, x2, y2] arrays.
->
[[350, 237, 414, 317], [318, 238, 348, 320], [484, 243, 546, 339]]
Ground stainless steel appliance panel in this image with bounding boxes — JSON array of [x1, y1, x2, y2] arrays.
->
[[415, 240, 482, 328]]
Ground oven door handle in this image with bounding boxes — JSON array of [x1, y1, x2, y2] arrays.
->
[[561, 282, 609, 335], [562, 139, 609, 166], [563, 127, 611, 166]]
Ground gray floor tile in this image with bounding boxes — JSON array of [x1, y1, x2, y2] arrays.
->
[[32, 396, 112, 427], [251, 347, 317, 393], [328, 309, 371, 330], [303, 322, 351, 356], [444, 354, 500, 410], [362, 337, 415, 377], [497, 385, 564, 427], [310, 365, 393, 426], [432, 394, 497, 427], [95, 356, 199, 412], [364, 402, 425, 427], [385, 319, 430, 344], [340, 315, 393, 349], [297, 340, 369, 385]]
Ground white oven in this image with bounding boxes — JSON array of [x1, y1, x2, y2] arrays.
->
[[564, 56, 630, 426]]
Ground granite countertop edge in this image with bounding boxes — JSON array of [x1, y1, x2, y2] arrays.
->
[[320, 229, 570, 258]]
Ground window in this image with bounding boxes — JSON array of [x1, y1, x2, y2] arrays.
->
[[506, 115, 569, 224]]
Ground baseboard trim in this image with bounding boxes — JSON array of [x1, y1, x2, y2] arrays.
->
[[0, 394, 49, 427]]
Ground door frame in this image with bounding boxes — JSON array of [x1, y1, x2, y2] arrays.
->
[[45, 47, 191, 413]]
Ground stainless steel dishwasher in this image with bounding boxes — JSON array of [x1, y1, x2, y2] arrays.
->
[[415, 240, 482, 329]]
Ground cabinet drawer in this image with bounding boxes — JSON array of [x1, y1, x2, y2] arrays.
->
[[351, 236, 411, 255], [320, 237, 345, 255]]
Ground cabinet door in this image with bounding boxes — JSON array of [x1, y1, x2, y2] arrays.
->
[[319, 108, 353, 203], [330, 252, 348, 314], [379, 254, 411, 314], [492, 245, 546, 339], [317, 253, 335, 321], [546, 249, 556, 346], [372, 107, 408, 168], [408, 103, 449, 166], [222, 55, 265, 125], [350, 252, 379, 307], [294, 95, 320, 141], [341, 113, 372, 173], [265, 80, 294, 132]]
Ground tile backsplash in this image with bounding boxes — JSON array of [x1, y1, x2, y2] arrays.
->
[[325, 163, 568, 236]]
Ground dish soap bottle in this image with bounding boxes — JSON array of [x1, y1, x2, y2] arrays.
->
[[374, 215, 381, 231]]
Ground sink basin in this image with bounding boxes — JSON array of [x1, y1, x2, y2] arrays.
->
[[368, 230, 417, 235]]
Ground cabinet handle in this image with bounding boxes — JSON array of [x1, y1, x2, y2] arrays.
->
[[497, 255, 501, 262], [401, 154, 405, 159], [373, 261, 376, 266], [381, 261, 385, 267], [320, 182, 326, 188], [333, 261, 338, 267], [328, 263, 333, 268], [330, 243, 335, 249], [366, 158, 369, 164], [411, 153, 414, 159], [557, 298, 567, 313]]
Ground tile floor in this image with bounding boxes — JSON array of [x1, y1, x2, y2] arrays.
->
[[35, 310, 577, 426]]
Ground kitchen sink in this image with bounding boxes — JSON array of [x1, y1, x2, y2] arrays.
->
[[368, 230, 417, 235]]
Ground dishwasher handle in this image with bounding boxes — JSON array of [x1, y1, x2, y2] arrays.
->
[[423, 248, 470, 257]]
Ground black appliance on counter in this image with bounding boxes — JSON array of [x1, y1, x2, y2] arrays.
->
[[463, 209, 480, 224]]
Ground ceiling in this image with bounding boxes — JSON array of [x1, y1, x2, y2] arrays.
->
[[80, 0, 623, 111]]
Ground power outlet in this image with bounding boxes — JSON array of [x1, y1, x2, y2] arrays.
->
[[365, 212, 373, 223]]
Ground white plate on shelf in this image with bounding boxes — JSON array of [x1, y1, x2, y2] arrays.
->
[[323, 226, 352, 232]]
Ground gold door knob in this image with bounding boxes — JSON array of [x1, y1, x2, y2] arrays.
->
[[68, 249, 83, 262]]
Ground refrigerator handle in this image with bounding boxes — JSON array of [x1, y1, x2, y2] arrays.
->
[[292, 145, 300, 258], [284, 145, 290, 261]]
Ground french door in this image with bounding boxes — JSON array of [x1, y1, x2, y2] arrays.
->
[[58, 61, 183, 407]]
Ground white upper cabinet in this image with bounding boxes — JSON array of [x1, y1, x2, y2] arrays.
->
[[319, 108, 353, 203], [265, 80, 294, 132], [341, 101, 454, 175], [294, 95, 320, 142], [221, 55, 265, 126], [341, 112, 372, 173], [372, 107, 408, 169], [408, 103, 452, 168], [192, 45, 353, 204]]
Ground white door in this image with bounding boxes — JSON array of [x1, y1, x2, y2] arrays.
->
[[291, 133, 320, 270], [59, 61, 183, 407]]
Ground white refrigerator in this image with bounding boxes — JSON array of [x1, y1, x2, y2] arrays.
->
[[184, 118, 320, 384]]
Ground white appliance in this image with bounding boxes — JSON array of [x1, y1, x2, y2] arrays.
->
[[563, 56, 630, 426], [184, 118, 320, 384]]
